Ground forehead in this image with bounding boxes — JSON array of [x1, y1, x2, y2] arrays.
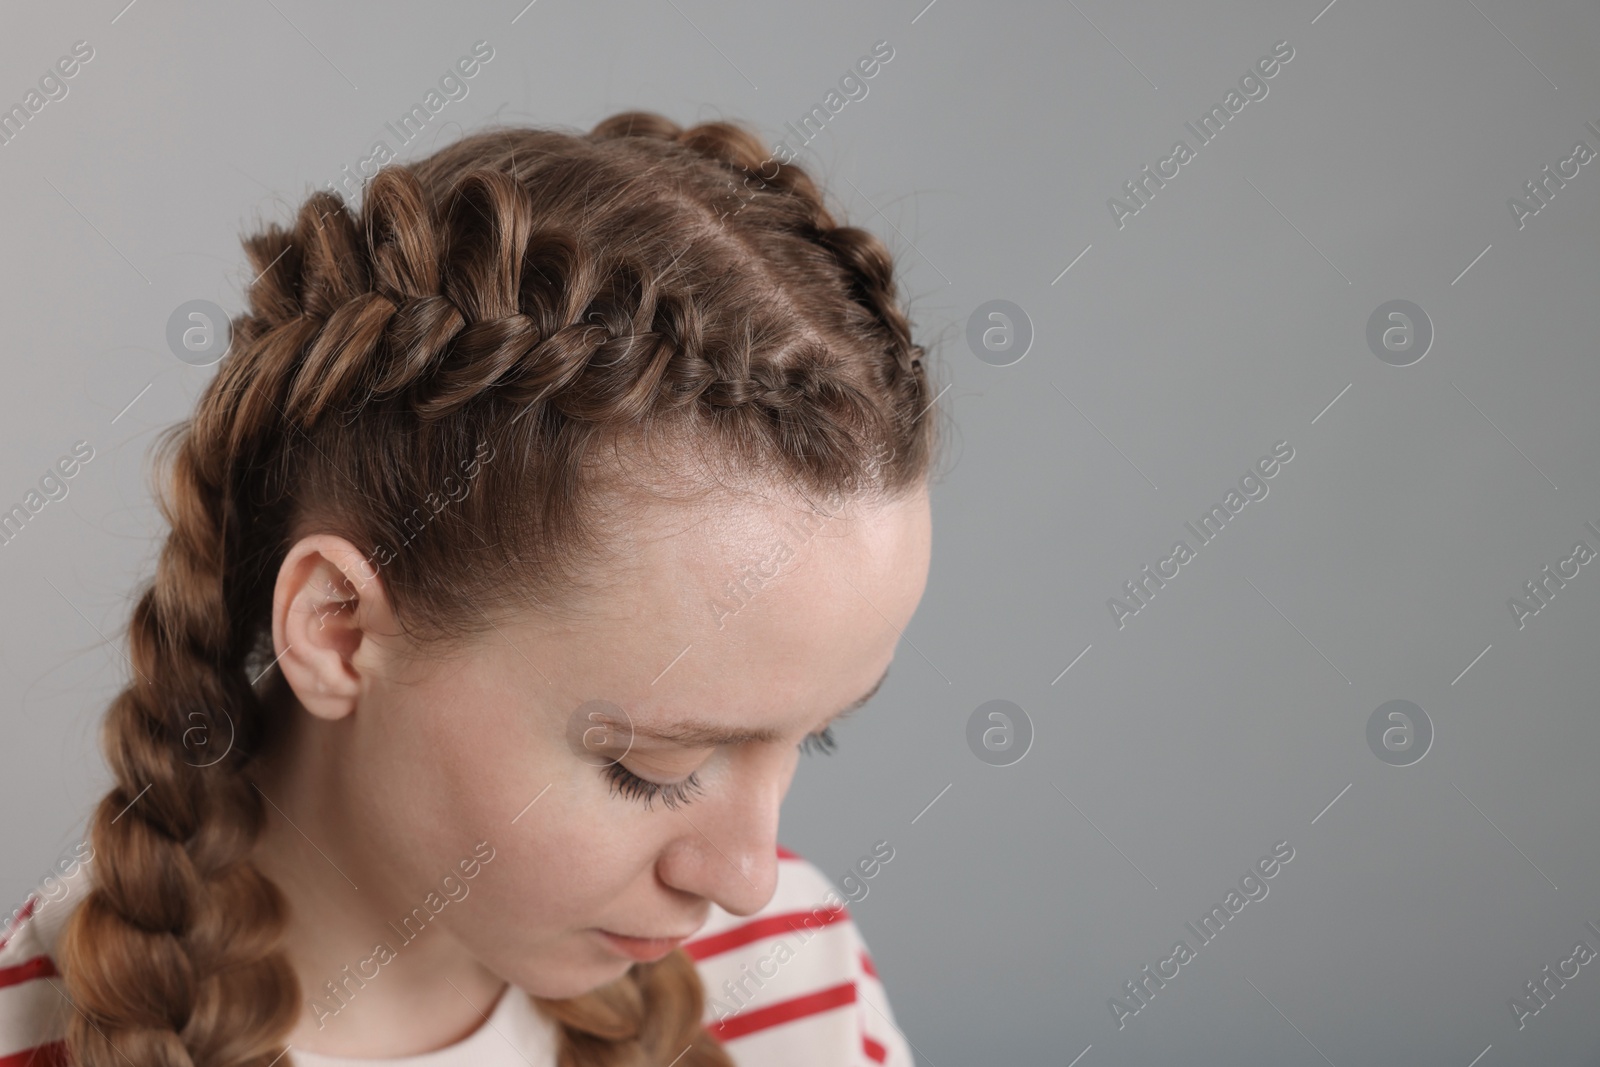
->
[[543, 483, 928, 733]]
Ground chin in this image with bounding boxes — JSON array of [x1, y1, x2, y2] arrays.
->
[[500, 949, 636, 1001]]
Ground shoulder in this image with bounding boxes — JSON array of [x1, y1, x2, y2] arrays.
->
[[683, 845, 914, 1066], [0, 881, 83, 1065]]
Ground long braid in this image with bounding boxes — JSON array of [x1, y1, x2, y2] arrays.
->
[[56, 304, 300, 1063], [54, 111, 941, 1067]]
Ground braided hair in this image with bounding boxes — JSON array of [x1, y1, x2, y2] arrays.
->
[[54, 110, 942, 1066]]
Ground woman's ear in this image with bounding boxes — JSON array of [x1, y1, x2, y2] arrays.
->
[[271, 534, 398, 722]]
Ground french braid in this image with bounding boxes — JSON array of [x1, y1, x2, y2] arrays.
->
[[55, 110, 942, 1067]]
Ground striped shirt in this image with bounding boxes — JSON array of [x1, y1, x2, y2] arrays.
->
[[0, 846, 913, 1067]]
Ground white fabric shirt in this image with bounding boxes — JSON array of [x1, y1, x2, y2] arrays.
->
[[290, 984, 558, 1067], [0, 847, 913, 1067]]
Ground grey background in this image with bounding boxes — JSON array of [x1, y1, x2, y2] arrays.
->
[[4, 0, 1599, 1064]]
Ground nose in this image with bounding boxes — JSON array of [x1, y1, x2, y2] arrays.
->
[[655, 763, 783, 917]]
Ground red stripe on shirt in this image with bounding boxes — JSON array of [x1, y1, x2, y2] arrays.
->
[[860, 950, 878, 979], [775, 845, 801, 860], [0, 897, 37, 951], [0, 954, 57, 990], [683, 906, 850, 961], [0, 1041, 67, 1067], [863, 1032, 888, 1063], [707, 980, 857, 1041]]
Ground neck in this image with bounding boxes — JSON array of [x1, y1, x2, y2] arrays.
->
[[246, 676, 507, 1055]]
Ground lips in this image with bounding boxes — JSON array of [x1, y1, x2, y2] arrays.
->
[[595, 929, 691, 963]]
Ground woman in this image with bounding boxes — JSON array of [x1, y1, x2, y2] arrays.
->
[[0, 109, 940, 1066]]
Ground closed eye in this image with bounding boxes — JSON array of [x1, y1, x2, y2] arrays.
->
[[798, 725, 838, 757], [602, 761, 704, 810], [603, 723, 841, 811]]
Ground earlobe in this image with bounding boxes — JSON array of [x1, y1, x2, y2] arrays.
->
[[270, 534, 393, 722]]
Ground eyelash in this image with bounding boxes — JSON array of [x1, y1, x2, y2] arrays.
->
[[602, 761, 704, 811], [603, 726, 840, 810], [798, 725, 838, 757]]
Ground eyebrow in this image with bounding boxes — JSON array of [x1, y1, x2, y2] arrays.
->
[[629, 664, 892, 747]]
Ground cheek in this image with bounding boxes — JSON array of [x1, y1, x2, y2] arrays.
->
[[482, 805, 638, 927], [343, 697, 501, 863], [433, 791, 669, 998], [412, 703, 659, 924], [342, 675, 574, 902], [347, 672, 670, 980]]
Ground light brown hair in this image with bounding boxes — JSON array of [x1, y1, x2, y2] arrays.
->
[[55, 109, 943, 1066]]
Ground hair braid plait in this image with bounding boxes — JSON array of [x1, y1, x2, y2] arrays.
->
[[53, 110, 942, 1067], [56, 310, 301, 1063], [593, 112, 927, 426]]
